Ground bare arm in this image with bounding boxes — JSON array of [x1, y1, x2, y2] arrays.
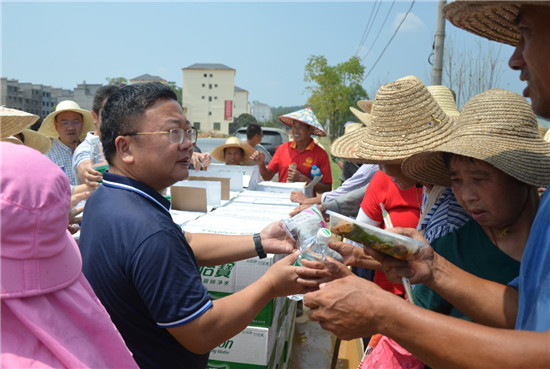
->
[[304, 275, 550, 369], [185, 221, 296, 266], [251, 151, 275, 180]]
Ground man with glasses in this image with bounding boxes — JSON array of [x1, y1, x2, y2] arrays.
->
[[39, 100, 95, 185], [78, 82, 320, 369]]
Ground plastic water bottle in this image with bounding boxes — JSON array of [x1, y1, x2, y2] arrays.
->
[[288, 228, 332, 301], [310, 165, 322, 179], [89, 135, 108, 176]]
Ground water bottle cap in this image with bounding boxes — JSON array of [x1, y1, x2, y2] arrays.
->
[[316, 227, 331, 243], [312, 165, 317, 169]]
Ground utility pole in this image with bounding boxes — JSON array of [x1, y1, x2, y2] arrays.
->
[[432, 0, 447, 85]]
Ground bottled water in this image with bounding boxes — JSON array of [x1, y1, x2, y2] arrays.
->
[[288, 228, 332, 301], [89, 135, 108, 176], [310, 165, 322, 178]]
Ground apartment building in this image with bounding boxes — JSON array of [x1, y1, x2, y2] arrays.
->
[[181, 63, 249, 135], [251, 102, 273, 122]]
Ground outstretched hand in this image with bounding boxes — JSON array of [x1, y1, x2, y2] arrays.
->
[[260, 220, 297, 255]]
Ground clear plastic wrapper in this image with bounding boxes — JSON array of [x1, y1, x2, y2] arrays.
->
[[282, 205, 327, 244], [328, 211, 427, 260]]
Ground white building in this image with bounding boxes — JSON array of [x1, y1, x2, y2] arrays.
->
[[251, 102, 273, 122], [181, 63, 249, 135]]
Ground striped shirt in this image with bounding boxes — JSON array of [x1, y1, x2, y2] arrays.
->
[[45, 138, 78, 186], [418, 187, 471, 243]]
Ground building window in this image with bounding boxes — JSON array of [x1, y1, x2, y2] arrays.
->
[[202, 83, 205, 87], [194, 122, 201, 130], [209, 74, 213, 77], [214, 96, 217, 100], [209, 84, 212, 89], [208, 96, 212, 102], [204, 73, 207, 77], [209, 112, 212, 116], [214, 122, 221, 131], [215, 84, 218, 88], [202, 96, 205, 99]]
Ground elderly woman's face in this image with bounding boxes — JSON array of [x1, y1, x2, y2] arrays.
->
[[449, 156, 529, 229], [224, 147, 244, 165]]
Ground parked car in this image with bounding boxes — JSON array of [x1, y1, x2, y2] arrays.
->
[[235, 127, 289, 156], [196, 137, 271, 165]]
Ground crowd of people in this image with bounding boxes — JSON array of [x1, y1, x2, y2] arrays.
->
[[1, 1, 550, 368]]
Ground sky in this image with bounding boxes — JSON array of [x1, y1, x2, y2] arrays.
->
[[1, 0, 525, 108]]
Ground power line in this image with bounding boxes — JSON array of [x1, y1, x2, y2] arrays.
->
[[355, 0, 381, 57], [362, 0, 396, 62], [363, 0, 417, 82]]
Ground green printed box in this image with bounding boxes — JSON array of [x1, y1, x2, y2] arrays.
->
[[200, 263, 237, 293]]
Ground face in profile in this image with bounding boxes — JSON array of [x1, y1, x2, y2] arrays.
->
[[379, 163, 418, 190], [224, 147, 244, 165]]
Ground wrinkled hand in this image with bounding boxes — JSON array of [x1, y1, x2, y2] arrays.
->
[[290, 191, 307, 204], [191, 152, 211, 172], [68, 191, 91, 234], [304, 275, 395, 340], [369, 227, 435, 284], [287, 165, 307, 183], [260, 220, 297, 254], [82, 165, 102, 185], [250, 151, 266, 166], [297, 258, 353, 289], [329, 241, 382, 270]]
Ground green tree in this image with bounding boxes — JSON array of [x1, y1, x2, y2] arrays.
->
[[233, 113, 258, 131], [105, 77, 128, 86], [304, 56, 368, 139], [167, 81, 182, 105]]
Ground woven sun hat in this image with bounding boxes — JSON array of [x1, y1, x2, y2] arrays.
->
[[1, 142, 81, 298], [426, 85, 459, 117], [278, 107, 326, 137], [2, 129, 52, 154], [38, 100, 94, 142], [330, 102, 373, 161], [211, 136, 255, 163], [0, 106, 39, 138], [402, 88, 550, 188], [443, 0, 550, 47], [353, 75, 456, 164]]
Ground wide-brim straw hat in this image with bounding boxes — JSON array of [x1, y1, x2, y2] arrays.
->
[[0, 106, 39, 138], [443, 0, 550, 47], [426, 85, 459, 117], [2, 129, 52, 154], [38, 100, 94, 142], [353, 76, 456, 164], [330, 104, 372, 161], [279, 107, 327, 137], [402, 88, 550, 188], [211, 136, 255, 163]]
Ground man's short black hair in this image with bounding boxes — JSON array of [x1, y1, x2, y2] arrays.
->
[[92, 85, 120, 115], [246, 123, 262, 140], [101, 82, 177, 164]]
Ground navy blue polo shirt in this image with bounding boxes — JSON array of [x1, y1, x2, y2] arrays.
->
[[79, 172, 213, 369]]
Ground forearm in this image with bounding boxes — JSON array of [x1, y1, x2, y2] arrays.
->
[[169, 277, 274, 353], [381, 299, 549, 369], [427, 253, 518, 328], [258, 164, 274, 181], [187, 233, 257, 266], [314, 181, 332, 195]]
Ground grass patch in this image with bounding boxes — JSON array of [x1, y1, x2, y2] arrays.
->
[[318, 136, 342, 190]]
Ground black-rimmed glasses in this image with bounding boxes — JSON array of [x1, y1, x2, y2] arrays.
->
[[122, 128, 197, 145]]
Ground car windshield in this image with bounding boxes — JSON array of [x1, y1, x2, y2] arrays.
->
[[261, 131, 285, 146]]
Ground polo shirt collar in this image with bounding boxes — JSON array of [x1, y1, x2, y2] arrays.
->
[[290, 138, 315, 151], [102, 172, 171, 213]]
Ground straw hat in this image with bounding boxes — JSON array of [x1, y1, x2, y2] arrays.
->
[[2, 129, 52, 154], [38, 100, 95, 142], [279, 107, 327, 137], [0, 106, 39, 138], [402, 89, 550, 188], [352, 76, 456, 164], [211, 136, 255, 163], [426, 85, 459, 117], [443, 0, 550, 47]]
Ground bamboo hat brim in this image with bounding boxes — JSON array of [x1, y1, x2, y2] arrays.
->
[[38, 100, 95, 142], [1, 129, 52, 154], [211, 137, 255, 164], [402, 89, 550, 188], [279, 107, 327, 137], [354, 76, 456, 164], [0, 107, 39, 138], [443, 1, 550, 47]]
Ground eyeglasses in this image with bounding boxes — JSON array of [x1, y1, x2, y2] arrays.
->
[[122, 128, 197, 145], [58, 119, 83, 127]]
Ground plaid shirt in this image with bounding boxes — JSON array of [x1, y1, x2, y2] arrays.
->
[[45, 138, 78, 186]]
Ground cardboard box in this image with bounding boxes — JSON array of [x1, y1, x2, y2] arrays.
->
[[189, 176, 231, 200]]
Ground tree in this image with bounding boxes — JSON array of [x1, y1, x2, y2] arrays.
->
[[304, 56, 368, 140], [443, 36, 504, 108], [105, 77, 128, 86], [167, 81, 182, 105], [233, 113, 258, 131]]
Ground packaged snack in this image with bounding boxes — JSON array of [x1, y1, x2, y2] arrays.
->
[[328, 211, 427, 260], [282, 205, 327, 244]]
